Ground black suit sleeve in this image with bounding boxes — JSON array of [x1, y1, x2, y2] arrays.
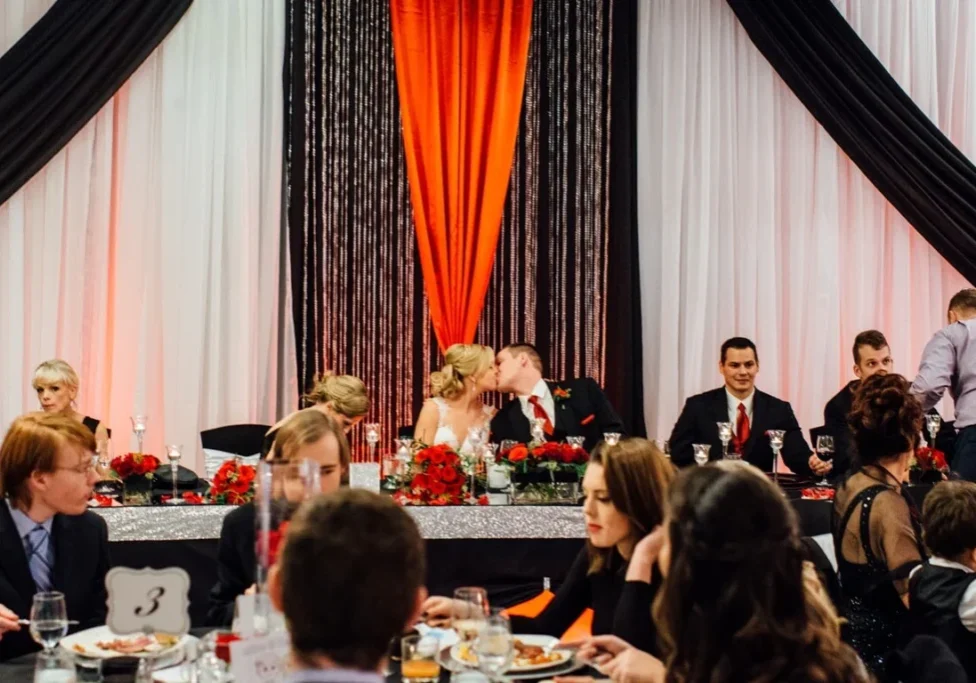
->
[[206, 508, 253, 627], [823, 395, 853, 476], [508, 548, 591, 638], [584, 378, 626, 436], [86, 515, 110, 628], [779, 402, 812, 476], [668, 398, 697, 467], [612, 574, 661, 655]]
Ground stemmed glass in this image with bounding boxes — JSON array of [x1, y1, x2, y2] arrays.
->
[[95, 437, 112, 470], [530, 418, 547, 444], [815, 435, 834, 487], [365, 423, 380, 460], [466, 427, 488, 495], [474, 612, 514, 682], [452, 587, 490, 667], [603, 432, 621, 446], [692, 444, 711, 466], [164, 444, 182, 504], [130, 415, 148, 454], [395, 438, 413, 477], [30, 592, 68, 655], [717, 422, 733, 459], [926, 413, 942, 447], [567, 436, 585, 454], [768, 430, 786, 485]]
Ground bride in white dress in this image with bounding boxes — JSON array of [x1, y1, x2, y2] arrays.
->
[[414, 343, 497, 453]]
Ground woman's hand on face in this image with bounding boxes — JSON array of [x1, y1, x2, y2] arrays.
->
[[626, 527, 665, 583]]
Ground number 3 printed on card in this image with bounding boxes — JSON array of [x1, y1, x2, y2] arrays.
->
[[106, 567, 190, 636]]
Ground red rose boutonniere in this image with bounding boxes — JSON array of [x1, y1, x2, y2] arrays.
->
[[553, 387, 572, 402]]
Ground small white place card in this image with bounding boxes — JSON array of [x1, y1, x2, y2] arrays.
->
[[229, 631, 290, 683], [105, 567, 191, 636]]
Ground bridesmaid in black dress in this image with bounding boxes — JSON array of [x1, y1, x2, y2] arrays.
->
[[833, 373, 926, 679], [31, 359, 110, 441]]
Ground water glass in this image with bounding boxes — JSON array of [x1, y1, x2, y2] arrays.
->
[[30, 592, 68, 653], [474, 613, 514, 682], [692, 444, 711, 466], [72, 654, 101, 683], [34, 650, 76, 683], [453, 587, 490, 650], [401, 634, 441, 683]]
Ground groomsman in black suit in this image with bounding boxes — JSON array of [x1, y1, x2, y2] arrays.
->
[[669, 337, 824, 476], [0, 415, 110, 661], [824, 330, 954, 478], [490, 343, 625, 452]]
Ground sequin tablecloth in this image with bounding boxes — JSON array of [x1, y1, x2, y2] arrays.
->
[[91, 463, 587, 541]]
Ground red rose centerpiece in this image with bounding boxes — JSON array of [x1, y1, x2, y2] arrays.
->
[[499, 440, 587, 504], [395, 443, 471, 505], [911, 446, 950, 484], [208, 459, 257, 505], [111, 452, 160, 480]]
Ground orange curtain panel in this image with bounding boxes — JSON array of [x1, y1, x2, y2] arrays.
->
[[390, 0, 533, 351]]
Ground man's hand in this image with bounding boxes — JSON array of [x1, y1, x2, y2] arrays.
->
[[808, 454, 833, 477]]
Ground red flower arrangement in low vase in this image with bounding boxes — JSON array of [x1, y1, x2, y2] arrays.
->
[[915, 446, 949, 473], [500, 441, 587, 473], [110, 453, 160, 480], [208, 459, 257, 505], [395, 443, 472, 506]]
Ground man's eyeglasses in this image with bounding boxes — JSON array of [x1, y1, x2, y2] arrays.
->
[[57, 456, 99, 476]]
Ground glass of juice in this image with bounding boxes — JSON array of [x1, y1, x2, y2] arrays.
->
[[401, 634, 441, 683]]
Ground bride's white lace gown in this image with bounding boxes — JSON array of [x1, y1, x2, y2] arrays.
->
[[430, 396, 494, 453]]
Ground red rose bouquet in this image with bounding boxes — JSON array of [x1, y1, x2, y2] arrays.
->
[[110, 453, 160, 480], [915, 446, 949, 473], [208, 459, 257, 505], [500, 441, 587, 474], [396, 443, 470, 505]]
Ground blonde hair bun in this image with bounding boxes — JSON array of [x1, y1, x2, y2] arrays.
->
[[429, 344, 494, 400], [304, 373, 369, 418]]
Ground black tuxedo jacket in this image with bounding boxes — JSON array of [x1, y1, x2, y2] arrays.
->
[[207, 502, 256, 627], [0, 503, 109, 661], [668, 387, 812, 475], [490, 378, 625, 453], [824, 381, 956, 478]]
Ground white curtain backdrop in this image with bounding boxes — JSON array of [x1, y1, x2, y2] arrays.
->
[[0, 0, 296, 471], [637, 0, 972, 455]]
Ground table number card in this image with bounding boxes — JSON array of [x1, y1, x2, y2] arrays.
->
[[105, 567, 191, 636], [229, 631, 290, 683]]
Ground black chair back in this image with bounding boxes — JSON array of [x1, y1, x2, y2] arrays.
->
[[200, 423, 270, 456]]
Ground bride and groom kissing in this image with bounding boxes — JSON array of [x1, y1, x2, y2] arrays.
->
[[413, 342, 625, 454]]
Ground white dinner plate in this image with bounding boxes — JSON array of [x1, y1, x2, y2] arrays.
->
[[60, 626, 190, 667], [450, 634, 573, 673]]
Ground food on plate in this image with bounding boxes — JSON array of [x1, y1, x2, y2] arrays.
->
[[457, 639, 566, 668], [93, 633, 179, 654], [72, 644, 87, 654], [800, 487, 835, 501]]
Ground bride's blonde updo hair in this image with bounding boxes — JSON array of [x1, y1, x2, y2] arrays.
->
[[429, 344, 494, 400], [303, 373, 369, 418]]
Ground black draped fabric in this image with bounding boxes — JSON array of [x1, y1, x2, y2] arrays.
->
[[0, 0, 193, 206], [284, 0, 645, 443], [726, 0, 976, 285]]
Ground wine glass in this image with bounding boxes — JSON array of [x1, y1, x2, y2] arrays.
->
[[34, 649, 76, 683], [453, 587, 490, 662], [717, 422, 733, 459], [395, 438, 413, 477], [130, 415, 148, 454], [692, 444, 711, 466], [926, 413, 942, 447], [474, 612, 514, 682], [164, 444, 182, 504], [30, 591, 68, 654], [603, 432, 621, 446], [815, 435, 834, 487], [767, 430, 786, 485]]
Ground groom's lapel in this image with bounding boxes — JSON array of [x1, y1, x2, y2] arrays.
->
[[548, 381, 575, 436], [506, 399, 532, 441]]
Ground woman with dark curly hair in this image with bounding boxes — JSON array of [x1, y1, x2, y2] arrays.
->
[[833, 373, 927, 677]]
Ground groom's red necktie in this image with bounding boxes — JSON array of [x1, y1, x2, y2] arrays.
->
[[528, 396, 554, 435], [736, 402, 750, 451]]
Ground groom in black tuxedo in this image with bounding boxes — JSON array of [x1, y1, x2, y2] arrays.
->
[[490, 343, 625, 452], [669, 337, 823, 477]]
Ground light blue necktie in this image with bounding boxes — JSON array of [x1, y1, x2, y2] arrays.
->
[[25, 525, 52, 592]]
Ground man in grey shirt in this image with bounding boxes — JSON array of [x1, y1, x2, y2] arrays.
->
[[912, 289, 976, 481]]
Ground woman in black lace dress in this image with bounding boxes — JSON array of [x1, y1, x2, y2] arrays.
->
[[31, 359, 110, 442], [833, 373, 926, 678]]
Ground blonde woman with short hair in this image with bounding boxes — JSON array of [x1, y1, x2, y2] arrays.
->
[[30, 359, 109, 444], [413, 344, 497, 451]]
